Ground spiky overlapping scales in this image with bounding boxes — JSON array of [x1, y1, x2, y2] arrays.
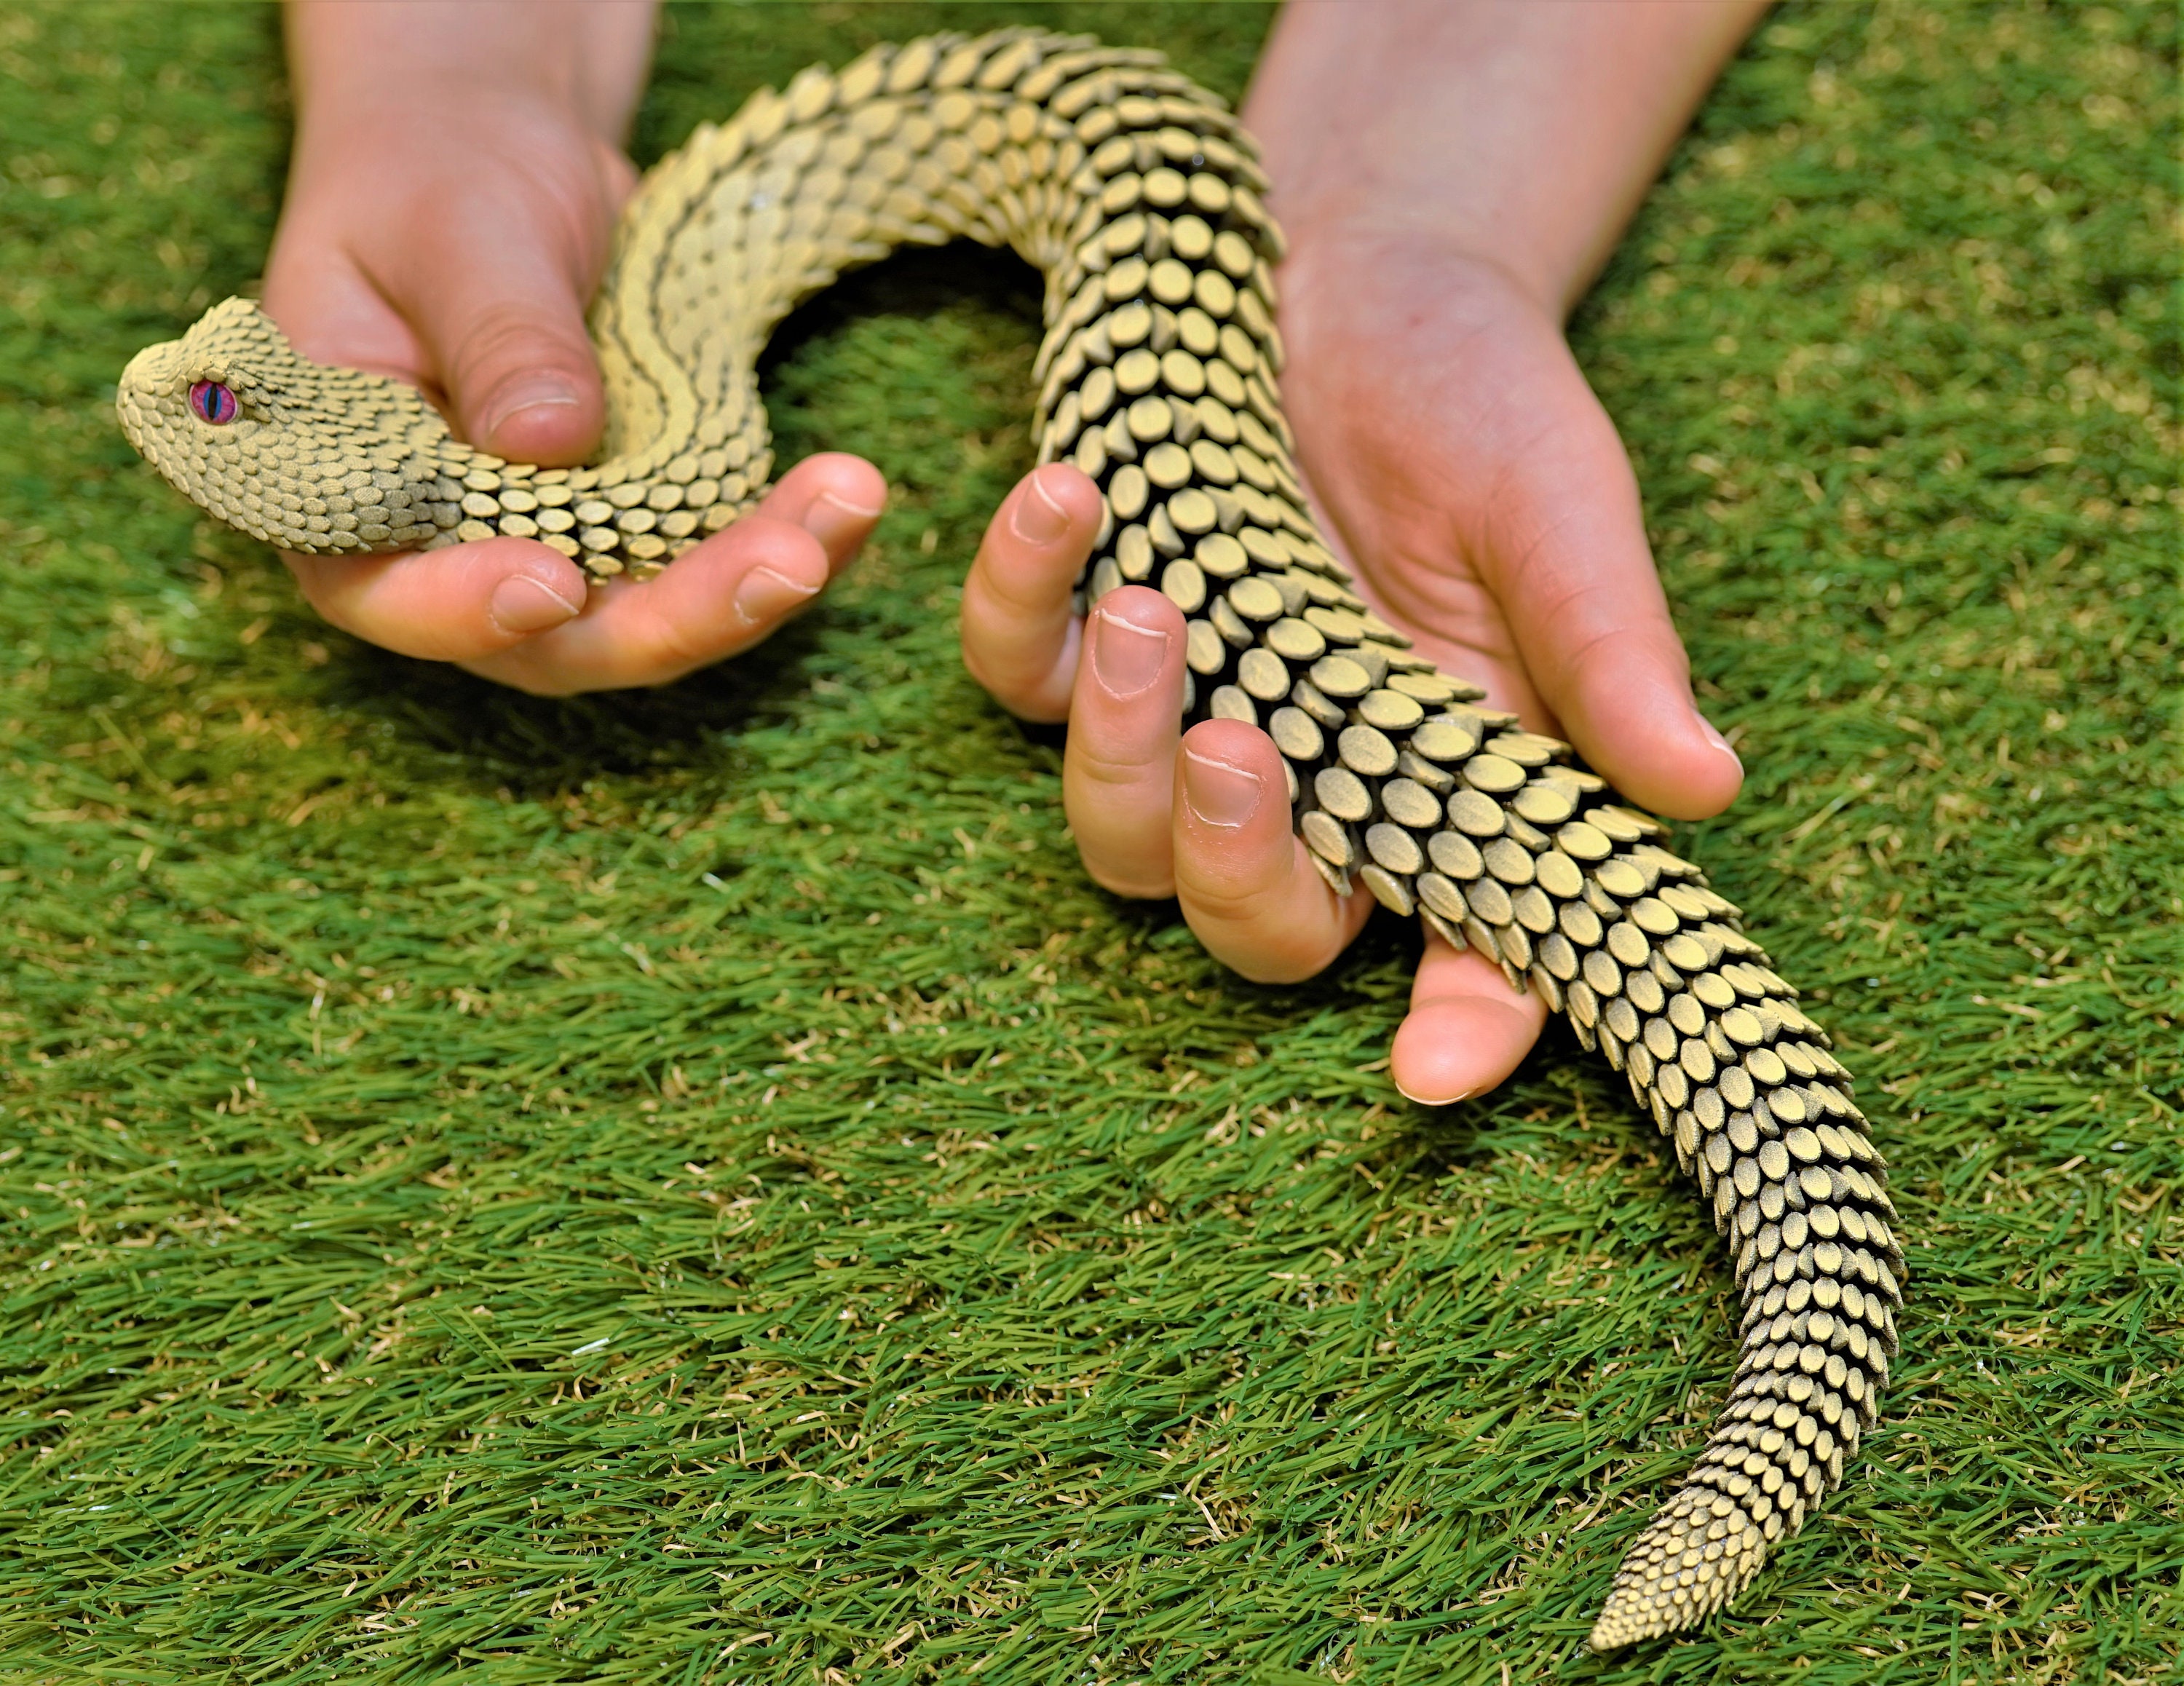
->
[[117, 30, 1905, 1647]]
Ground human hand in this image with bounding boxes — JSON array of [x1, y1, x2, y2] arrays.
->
[[959, 0, 1766, 1104], [261, 0, 883, 694], [960, 238, 1741, 1104]]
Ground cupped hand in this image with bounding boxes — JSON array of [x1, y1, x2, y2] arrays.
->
[[960, 236, 1743, 1104], [261, 69, 883, 694]]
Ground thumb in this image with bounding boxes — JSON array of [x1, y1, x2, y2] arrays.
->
[[1476, 338, 1744, 822], [417, 253, 606, 467], [381, 157, 623, 467]]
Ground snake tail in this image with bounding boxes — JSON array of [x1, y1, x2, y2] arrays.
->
[[114, 30, 1906, 1649]]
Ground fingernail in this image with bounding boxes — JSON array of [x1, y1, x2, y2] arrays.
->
[[733, 563, 821, 625], [478, 373, 581, 443], [1008, 471, 1072, 546], [1698, 714, 1744, 775], [802, 487, 884, 554], [1396, 1080, 1474, 1107], [488, 571, 582, 636], [1089, 609, 1168, 697], [1181, 747, 1262, 828]]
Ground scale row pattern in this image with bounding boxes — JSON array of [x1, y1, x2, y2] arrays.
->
[[113, 31, 1905, 1650]]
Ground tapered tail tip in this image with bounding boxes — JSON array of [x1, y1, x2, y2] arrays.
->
[[1587, 1591, 1681, 1654], [1586, 1484, 1770, 1652]]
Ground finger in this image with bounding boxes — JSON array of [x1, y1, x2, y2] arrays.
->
[[961, 463, 1106, 722], [1169, 719, 1373, 981], [374, 175, 620, 465], [1389, 933, 1551, 1105], [285, 455, 877, 694], [1478, 342, 1744, 820], [751, 451, 887, 575], [282, 537, 588, 664], [466, 453, 879, 692], [1060, 586, 1187, 898], [424, 268, 602, 467], [464, 512, 832, 695]]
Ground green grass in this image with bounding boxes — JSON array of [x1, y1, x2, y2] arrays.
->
[[0, 2, 2176, 1681]]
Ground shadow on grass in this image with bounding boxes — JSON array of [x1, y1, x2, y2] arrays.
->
[[310, 617, 835, 800]]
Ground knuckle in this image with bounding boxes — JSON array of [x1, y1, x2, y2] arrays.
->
[[968, 554, 1071, 623], [961, 618, 1056, 696], [1227, 946, 1333, 986], [447, 306, 593, 403], [1184, 900, 1338, 984], [1069, 748, 1164, 802], [1085, 862, 1175, 901], [1179, 873, 1285, 931], [629, 603, 715, 677]]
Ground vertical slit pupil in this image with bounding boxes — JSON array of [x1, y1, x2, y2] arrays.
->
[[189, 381, 237, 425]]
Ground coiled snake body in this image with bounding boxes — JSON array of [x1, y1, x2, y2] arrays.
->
[[117, 30, 1904, 1651]]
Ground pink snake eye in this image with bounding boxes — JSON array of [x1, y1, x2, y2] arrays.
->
[[188, 380, 238, 425]]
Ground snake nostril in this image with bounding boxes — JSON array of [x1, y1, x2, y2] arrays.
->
[[189, 380, 238, 425]]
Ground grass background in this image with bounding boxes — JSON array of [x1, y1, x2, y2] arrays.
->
[[0, 2, 2176, 1680]]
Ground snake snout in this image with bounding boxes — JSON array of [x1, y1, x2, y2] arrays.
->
[[114, 337, 208, 493]]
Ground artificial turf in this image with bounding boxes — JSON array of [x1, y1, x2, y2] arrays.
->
[[0, 2, 2177, 1680]]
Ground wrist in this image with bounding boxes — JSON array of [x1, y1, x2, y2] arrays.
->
[[285, 0, 654, 148], [1270, 205, 1578, 328], [1244, 0, 1768, 321], [286, 77, 614, 195]]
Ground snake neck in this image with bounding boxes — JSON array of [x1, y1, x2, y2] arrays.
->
[[433, 31, 1283, 581]]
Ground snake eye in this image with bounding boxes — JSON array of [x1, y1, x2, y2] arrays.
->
[[189, 380, 238, 425]]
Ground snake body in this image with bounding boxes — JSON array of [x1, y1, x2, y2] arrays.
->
[[117, 31, 1904, 1650]]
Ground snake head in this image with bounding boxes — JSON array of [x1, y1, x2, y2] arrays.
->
[[118, 297, 451, 555]]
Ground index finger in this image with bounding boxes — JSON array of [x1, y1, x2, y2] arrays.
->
[[960, 463, 1106, 723]]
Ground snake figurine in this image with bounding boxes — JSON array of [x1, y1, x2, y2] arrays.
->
[[116, 31, 1904, 1651]]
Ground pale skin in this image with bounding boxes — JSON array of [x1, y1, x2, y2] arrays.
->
[[966, 0, 1767, 1102], [270, 0, 1768, 1101], [266, 0, 889, 692]]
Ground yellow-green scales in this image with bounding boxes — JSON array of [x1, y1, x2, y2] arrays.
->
[[115, 30, 1907, 1650]]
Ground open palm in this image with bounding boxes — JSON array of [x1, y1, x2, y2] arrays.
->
[[262, 34, 885, 695]]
